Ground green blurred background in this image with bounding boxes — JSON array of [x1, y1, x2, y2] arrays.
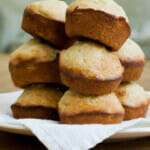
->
[[0, 0, 149, 58]]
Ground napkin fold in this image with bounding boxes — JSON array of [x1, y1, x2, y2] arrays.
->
[[0, 91, 150, 150]]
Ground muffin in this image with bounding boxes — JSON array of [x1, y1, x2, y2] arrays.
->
[[22, 0, 74, 49], [66, 0, 131, 51], [9, 38, 60, 88], [115, 83, 149, 120], [60, 41, 124, 95], [59, 90, 124, 124], [11, 84, 63, 120], [113, 39, 146, 81]]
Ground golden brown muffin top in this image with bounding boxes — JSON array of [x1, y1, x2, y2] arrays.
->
[[113, 39, 145, 62], [15, 84, 63, 109], [115, 83, 149, 107], [68, 0, 128, 21], [59, 90, 124, 116], [27, 0, 68, 22], [60, 41, 124, 80], [10, 38, 59, 65]]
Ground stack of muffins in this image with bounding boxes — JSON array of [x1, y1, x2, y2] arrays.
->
[[9, 0, 149, 124]]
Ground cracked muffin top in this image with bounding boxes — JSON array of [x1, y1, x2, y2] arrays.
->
[[10, 38, 59, 65], [15, 84, 63, 109], [27, 0, 68, 22], [68, 0, 128, 21], [59, 90, 124, 116], [60, 41, 124, 80], [115, 83, 149, 107], [113, 39, 145, 62]]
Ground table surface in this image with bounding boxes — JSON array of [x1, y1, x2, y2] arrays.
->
[[0, 54, 150, 150]]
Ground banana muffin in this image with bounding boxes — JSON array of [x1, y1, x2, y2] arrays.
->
[[22, 0, 74, 49], [113, 39, 146, 81], [60, 41, 124, 95], [115, 83, 149, 120], [59, 90, 124, 124], [11, 84, 63, 120], [9, 38, 60, 88], [66, 0, 131, 51]]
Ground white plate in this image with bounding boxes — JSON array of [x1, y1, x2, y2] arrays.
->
[[0, 91, 150, 141]]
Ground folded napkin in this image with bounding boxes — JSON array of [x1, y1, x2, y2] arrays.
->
[[0, 91, 150, 150]]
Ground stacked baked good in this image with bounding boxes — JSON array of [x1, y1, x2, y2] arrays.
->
[[9, 0, 149, 124], [10, 0, 70, 120]]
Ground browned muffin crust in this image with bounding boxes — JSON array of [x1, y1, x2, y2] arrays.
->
[[66, 9, 131, 51], [22, 8, 74, 49], [123, 103, 149, 121], [9, 57, 60, 88], [11, 104, 59, 120], [113, 39, 146, 81], [121, 59, 146, 82], [60, 111, 124, 124], [60, 41, 124, 95], [59, 90, 124, 124], [60, 66, 123, 95], [11, 84, 63, 120], [115, 83, 150, 120]]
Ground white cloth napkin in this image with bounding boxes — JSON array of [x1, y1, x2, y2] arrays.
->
[[0, 91, 150, 150]]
